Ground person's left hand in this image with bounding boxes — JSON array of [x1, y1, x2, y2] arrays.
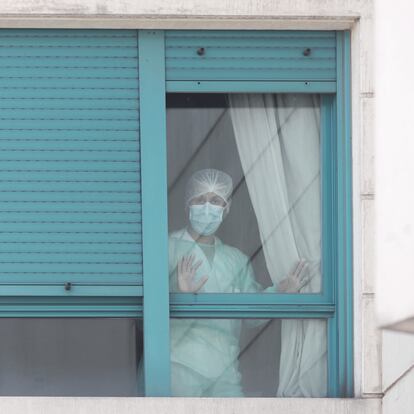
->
[[277, 259, 310, 293]]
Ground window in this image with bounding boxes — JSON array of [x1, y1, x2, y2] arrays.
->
[[0, 29, 352, 398], [167, 93, 327, 397], [0, 319, 142, 396]]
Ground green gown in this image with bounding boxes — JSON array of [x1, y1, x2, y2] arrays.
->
[[169, 228, 263, 397]]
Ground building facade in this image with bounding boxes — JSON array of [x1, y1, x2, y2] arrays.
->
[[0, 1, 410, 413]]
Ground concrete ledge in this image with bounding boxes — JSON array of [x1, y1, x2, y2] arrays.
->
[[0, 0, 371, 17], [0, 397, 382, 414], [0, 0, 370, 29], [0, 15, 358, 30]]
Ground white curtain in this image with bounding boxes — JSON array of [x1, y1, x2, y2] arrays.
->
[[229, 94, 327, 397]]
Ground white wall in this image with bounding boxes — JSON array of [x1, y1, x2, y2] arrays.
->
[[382, 331, 414, 392], [376, 0, 414, 333], [0, 397, 382, 414], [375, 1, 414, 413], [0, 0, 379, 412], [383, 368, 414, 414], [381, 330, 414, 414]]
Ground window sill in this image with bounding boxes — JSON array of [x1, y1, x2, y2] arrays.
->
[[0, 396, 382, 414]]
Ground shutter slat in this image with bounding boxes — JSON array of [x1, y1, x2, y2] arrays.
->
[[0, 99, 139, 110], [166, 37, 335, 48], [0, 242, 142, 253], [0, 172, 140, 181], [0, 79, 139, 88], [167, 68, 335, 81], [0, 47, 137, 58], [0, 253, 142, 262], [0, 29, 137, 36], [0, 233, 141, 243], [0, 183, 140, 192], [0, 131, 139, 140], [0, 37, 139, 47], [0, 202, 139, 211], [0, 58, 138, 68], [0, 161, 140, 170], [0, 149, 140, 161], [0, 263, 143, 274], [0, 139, 139, 150], [0, 212, 140, 222], [0, 222, 141, 233], [0, 68, 140, 77], [166, 30, 334, 39], [167, 47, 335, 59], [0, 191, 140, 202], [167, 58, 335, 70], [0, 89, 139, 99]]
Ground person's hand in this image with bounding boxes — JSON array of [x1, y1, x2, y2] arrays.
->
[[177, 255, 208, 293], [277, 259, 310, 293]]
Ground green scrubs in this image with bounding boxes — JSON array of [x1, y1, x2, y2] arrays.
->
[[169, 228, 262, 397]]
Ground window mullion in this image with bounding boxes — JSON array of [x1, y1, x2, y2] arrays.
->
[[139, 30, 170, 397]]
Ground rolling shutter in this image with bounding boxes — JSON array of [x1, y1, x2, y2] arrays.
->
[[165, 30, 336, 81], [0, 29, 142, 296]]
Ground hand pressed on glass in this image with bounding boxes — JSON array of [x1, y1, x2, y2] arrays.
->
[[277, 259, 311, 293], [177, 254, 209, 293]]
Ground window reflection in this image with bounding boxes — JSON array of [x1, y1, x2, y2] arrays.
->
[[170, 318, 327, 397], [0, 318, 142, 396], [167, 93, 322, 294]]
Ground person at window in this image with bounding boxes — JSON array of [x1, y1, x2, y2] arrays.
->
[[169, 168, 310, 397]]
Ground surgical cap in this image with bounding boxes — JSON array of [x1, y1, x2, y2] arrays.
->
[[185, 169, 233, 207]]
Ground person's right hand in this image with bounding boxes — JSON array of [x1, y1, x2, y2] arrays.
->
[[177, 255, 209, 293]]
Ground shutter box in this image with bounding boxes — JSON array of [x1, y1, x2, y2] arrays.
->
[[165, 30, 336, 82]]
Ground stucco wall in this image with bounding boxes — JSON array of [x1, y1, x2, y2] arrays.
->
[[0, 0, 370, 15], [0, 397, 382, 414], [382, 366, 414, 414], [375, 2, 414, 413], [0, 0, 370, 30], [0, 0, 379, 412], [382, 330, 414, 414]]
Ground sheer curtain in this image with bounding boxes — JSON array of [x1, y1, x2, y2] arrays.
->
[[229, 94, 327, 397]]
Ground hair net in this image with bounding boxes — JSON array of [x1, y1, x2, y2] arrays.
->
[[185, 169, 233, 208]]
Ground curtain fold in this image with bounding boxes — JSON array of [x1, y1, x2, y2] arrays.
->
[[229, 93, 327, 397]]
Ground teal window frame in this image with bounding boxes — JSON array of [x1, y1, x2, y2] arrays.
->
[[139, 30, 353, 398], [0, 29, 352, 398]]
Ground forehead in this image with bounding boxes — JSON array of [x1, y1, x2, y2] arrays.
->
[[191, 192, 225, 201]]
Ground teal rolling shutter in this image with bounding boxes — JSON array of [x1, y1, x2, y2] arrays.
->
[[165, 30, 336, 81], [0, 29, 142, 296]]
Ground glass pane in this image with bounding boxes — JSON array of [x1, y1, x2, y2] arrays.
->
[[167, 93, 322, 294], [0, 318, 143, 396], [170, 318, 327, 397]]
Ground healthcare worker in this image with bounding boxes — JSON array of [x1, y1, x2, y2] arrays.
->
[[169, 169, 310, 397]]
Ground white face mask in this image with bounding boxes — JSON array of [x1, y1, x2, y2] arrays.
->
[[189, 202, 224, 236]]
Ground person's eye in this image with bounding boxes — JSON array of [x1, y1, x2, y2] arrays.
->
[[191, 197, 204, 205], [211, 198, 224, 206]]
